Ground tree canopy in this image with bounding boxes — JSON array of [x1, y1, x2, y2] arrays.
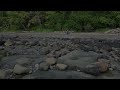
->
[[0, 11, 120, 32]]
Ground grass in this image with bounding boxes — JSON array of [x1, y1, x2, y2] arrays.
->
[[0, 29, 21, 33], [0, 26, 54, 33], [31, 28, 54, 32], [30, 26, 55, 32], [0, 26, 110, 33], [95, 28, 110, 33]]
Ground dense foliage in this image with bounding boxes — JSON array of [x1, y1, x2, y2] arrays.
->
[[0, 11, 120, 32]]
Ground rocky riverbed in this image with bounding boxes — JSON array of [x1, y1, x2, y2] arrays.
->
[[0, 32, 120, 79]]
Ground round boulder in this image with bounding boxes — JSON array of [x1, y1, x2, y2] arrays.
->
[[13, 64, 30, 75], [56, 64, 68, 71], [39, 62, 49, 71], [45, 57, 57, 65]]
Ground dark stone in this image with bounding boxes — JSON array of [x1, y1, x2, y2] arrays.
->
[[84, 64, 101, 76], [0, 41, 5, 46], [39, 47, 50, 55]]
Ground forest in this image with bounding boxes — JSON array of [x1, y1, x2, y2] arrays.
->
[[0, 11, 120, 32]]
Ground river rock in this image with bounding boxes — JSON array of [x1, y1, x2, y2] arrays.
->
[[45, 57, 57, 65], [39, 62, 49, 71], [56, 64, 68, 70], [16, 58, 33, 66], [13, 64, 30, 75], [4, 40, 13, 46], [0, 70, 6, 79]]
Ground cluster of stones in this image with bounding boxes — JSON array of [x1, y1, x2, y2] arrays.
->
[[0, 34, 120, 79], [0, 57, 68, 79], [105, 28, 120, 34]]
